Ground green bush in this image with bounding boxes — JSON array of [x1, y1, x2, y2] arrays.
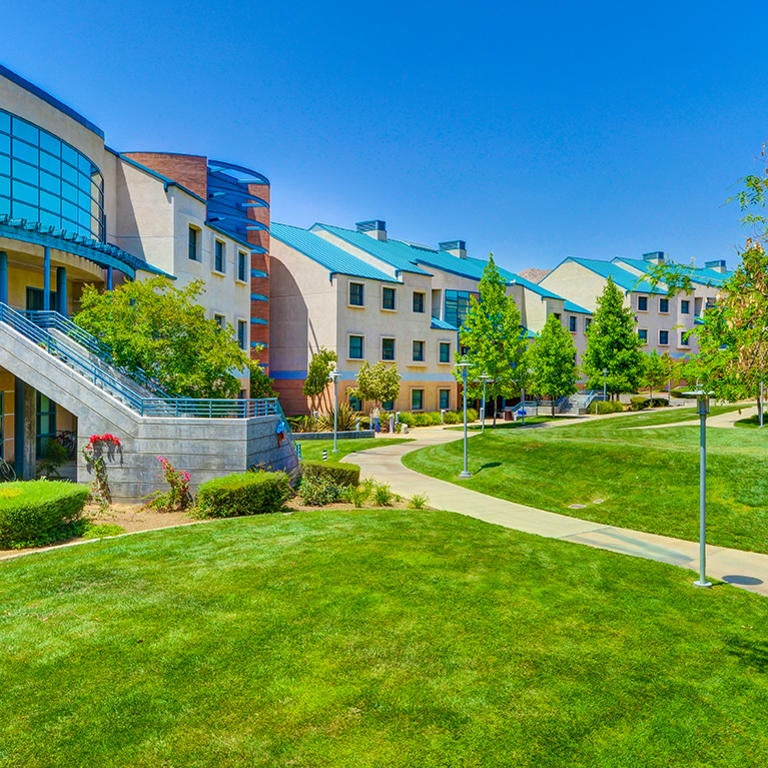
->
[[466, 407, 478, 422], [195, 471, 291, 518], [0, 480, 89, 548], [342, 478, 375, 508], [442, 410, 460, 424], [670, 389, 686, 399], [374, 482, 395, 506], [300, 460, 360, 488], [629, 396, 670, 411], [589, 400, 624, 414], [299, 475, 344, 506], [398, 412, 415, 427]]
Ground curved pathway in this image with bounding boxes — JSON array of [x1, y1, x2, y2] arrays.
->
[[346, 423, 768, 597]]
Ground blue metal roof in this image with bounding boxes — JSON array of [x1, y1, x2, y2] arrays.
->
[[615, 257, 731, 288], [313, 224, 432, 276], [410, 247, 514, 282], [564, 300, 591, 315], [430, 316, 458, 331], [565, 257, 664, 294], [271, 223, 399, 283]]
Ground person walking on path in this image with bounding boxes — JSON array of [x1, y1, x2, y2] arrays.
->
[[371, 406, 381, 433]]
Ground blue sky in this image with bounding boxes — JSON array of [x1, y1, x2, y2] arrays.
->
[[3, 1, 766, 273]]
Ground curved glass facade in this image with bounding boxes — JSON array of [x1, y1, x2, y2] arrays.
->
[[0, 109, 104, 241]]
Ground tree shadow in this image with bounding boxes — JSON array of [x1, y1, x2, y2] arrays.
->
[[473, 461, 501, 474], [724, 635, 768, 673]]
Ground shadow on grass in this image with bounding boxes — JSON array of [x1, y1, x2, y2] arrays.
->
[[725, 635, 768, 673], [474, 462, 502, 473]]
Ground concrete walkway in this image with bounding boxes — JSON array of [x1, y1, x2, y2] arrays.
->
[[346, 424, 768, 598]]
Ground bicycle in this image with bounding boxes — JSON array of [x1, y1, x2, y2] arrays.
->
[[0, 458, 17, 482]]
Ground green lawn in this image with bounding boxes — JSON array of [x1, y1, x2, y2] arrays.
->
[[404, 405, 768, 554], [2, 509, 768, 766], [296, 436, 412, 461]]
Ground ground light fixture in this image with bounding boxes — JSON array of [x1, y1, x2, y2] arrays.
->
[[329, 368, 340, 454], [456, 360, 471, 478], [479, 373, 493, 433], [684, 388, 714, 587]]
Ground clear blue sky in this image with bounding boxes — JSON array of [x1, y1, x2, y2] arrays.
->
[[3, 0, 766, 273]]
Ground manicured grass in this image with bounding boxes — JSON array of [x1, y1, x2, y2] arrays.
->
[[296, 436, 412, 461], [2, 509, 768, 766], [404, 405, 768, 554]]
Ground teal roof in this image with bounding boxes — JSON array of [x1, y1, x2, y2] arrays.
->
[[410, 246, 518, 282], [565, 257, 664, 294], [313, 224, 432, 276], [271, 223, 399, 283], [615, 257, 731, 288], [564, 300, 591, 315], [430, 316, 458, 331]]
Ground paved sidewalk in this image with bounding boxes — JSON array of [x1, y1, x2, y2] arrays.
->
[[346, 425, 768, 598]]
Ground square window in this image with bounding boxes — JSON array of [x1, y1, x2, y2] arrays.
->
[[382, 286, 396, 310], [237, 251, 248, 282], [439, 341, 451, 363], [349, 335, 364, 359], [568, 316, 577, 332], [681, 300, 690, 314], [237, 320, 247, 350], [659, 330, 669, 345], [412, 292, 425, 313], [188, 226, 199, 261], [439, 389, 450, 410], [412, 340, 425, 362], [214, 240, 225, 273], [381, 337, 395, 361], [638, 296, 648, 311], [638, 329, 648, 343], [214, 313, 226, 329], [411, 389, 424, 411], [659, 297, 669, 313], [349, 282, 364, 306]]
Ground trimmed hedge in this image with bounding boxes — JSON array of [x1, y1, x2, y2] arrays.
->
[[300, 460, 360, 488], [629, 396, 670, 411], [589, 400, 625, 415], [195, 471, 292, 518], [0, 480, 89, 548]]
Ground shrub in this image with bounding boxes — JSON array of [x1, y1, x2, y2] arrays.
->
[[442, 410, 460, 424], [317, 403, 360, 432], [299, 475, 344, 506], [144, 456, 193, 512], [408, 493, 429, 510], [342, 478, 375, 508], [300, 460, 360, 488], [398, 412, 415, 427], [589, 400, 624, 414], [373, 482, 395, 507], [0, 480, 89, 548], [195, 471, 291, 518], [466, 407, 478, 422]]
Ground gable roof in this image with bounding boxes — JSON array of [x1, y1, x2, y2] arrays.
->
[[563, 257, 665, 294], [614, 257, 731, 288]]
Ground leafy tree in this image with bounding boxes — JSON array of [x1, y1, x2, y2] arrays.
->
[[351, 361, 401, 409], [75, 276, 256, 399], [250, 365, 277, 399], [302, 348, 338, 414], [641, 350, 669, 399], [582, 277, 644, 397], [527, 314, 578, 416], [456, 254, 527, 425]]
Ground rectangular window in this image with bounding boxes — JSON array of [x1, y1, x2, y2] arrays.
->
[[382, 286, 396, 310], [680, 331, 690, 347], [659, 330, 669, 346], [237, 320, 248, 350], [637, 296, 648, 311], [568, 316, 577, 332], [349, 282, 364, 306], [382, 400, 394, 411], [659, 297, 669, 313], [214, 313, 226, 329], [412, 340, 425, 362], [237, 251, 248, 282], [585, 318, 592, 330], [638, 329, 648, 343], [381, 337, 395, 361], [214, 240, 225, 273], [35, 393, 57, 456], [349, 335, 364, 359], [439, 341, 451, 363], [439, 389, 450, 410], [681, 300, 690, 314], [188, 226, 199, 261], [411, 389, 424, 411], [412, 291, 425, 313]]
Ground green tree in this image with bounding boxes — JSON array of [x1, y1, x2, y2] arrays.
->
[[527, 314, 578, 416], [641, 350, 668, 399], [582, 277, 644, 397], [75, 277, 255, 399], [456, 254, 527, 425], [250, 365, 277, 399], [351, 361, 401, 409], [302, 348, 338, 414]]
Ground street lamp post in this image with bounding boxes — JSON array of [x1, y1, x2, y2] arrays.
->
[[602, 368, 608, 405], [685, 389, 712, 588], [329, 368, 340, 454], [457, 361, 471, 478], [479, 374, 493, 433]]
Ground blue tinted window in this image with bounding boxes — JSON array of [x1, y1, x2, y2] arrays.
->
[[39, 151, 60, 174], [12, 117, 38, 144], [12, 159, 37, 185], [0, 134, 9, 154], [62, 200, 78, 222], [12, 139, 38, 165], [39, 132, 60, 156], [39, 209, 59, 228], [14, 181, 38, 206], [12, 201, 37, 220], [61, 162, 78, 186], [62, 182, 77, 203], [40, 190, 60, 213], [0, 156, 8, 176], [0, 175, 10, 199], [0, 112, 9, 133], [61, 144, 77, 167], [439, 389, 450, 409], [40, 171, 60, 193]]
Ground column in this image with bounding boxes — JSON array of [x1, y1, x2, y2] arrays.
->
[[43, 246, 51, 312], [0, 251, 7, 305], [56, 267, 67, 316]]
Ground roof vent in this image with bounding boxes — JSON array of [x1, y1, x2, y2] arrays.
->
[[642, 251, 665, 264], [439, 240, 467, 259], [705, 259, 727, 273], [356, 220, 387, 241]]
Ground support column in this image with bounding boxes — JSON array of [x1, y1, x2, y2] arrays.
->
[[56, 267, 67, 316], [14, 379, 36, 480], [107, 266, 113, 290], [0, 251, 7, 305], [43, 246, 51, 311]]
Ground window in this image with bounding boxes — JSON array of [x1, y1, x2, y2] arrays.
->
[[439, 389, 450, 410], [382, 286, 396, 310], [237, 251, 248, 282], [382, 400, 394, 411], [412, 292, 425, 313], [585, 318, 592, 330], [214, 313, 226, 329], [638, 329, 648, 343], [349, 335, 363, 359], [680, 331, 690, 347], [659, 330, 669, 346], [659, 297, 669, 313], [439, 341, 451, 363], [681, 300, 690, 314], [349, 282, 364, 306], [568, 316, 577, 332], [237, 320, 247, 350], [444, 289, 476, 329], [637, 296, 648, 311], [214, 240, 225, 273], [188, 226, 200, 261], [412, 340, 425, 362], [35, 393, 56, 455], [381, 337, 395, 361], [411, 389, 424, 411]]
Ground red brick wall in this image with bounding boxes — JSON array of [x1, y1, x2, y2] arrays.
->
[[123, 152, 208, 199]]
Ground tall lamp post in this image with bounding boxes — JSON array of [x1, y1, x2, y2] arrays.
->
[[479, 373, 493, 433], [329, 368, 340, 454], [602, 368, 608, 404], [456, 360, 471, 478], [685, 388, 713, 588]]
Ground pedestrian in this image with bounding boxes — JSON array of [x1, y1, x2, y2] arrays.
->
[[372, 405, 381, 433]]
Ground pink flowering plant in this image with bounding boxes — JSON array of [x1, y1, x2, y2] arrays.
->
[[145, 456, 193, 512], [82, 433, 123, 508]]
